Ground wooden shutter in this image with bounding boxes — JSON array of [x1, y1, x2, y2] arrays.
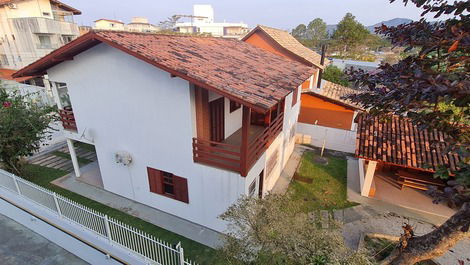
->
[[292, 87, 298, 107], [147, 167, 163, 195], [173, 176, 189, 203]]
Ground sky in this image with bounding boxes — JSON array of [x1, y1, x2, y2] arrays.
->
[[66, 0, 438, 30]]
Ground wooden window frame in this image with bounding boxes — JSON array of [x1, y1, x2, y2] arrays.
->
[[147, 167, 189, 203], [230, 100, 241, 113]]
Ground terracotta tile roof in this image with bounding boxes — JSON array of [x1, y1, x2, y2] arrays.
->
[[356, 114, 461, 172], [318, 80, 362, 109], [0, 0, 81, 14], [243, 25, 328, 69], [0, 68, 36, 82], [13, 30, 314, 112]]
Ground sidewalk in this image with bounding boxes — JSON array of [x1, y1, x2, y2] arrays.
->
[[52, 173, 223, 248]]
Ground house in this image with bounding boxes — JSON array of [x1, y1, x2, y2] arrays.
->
[[355, 114, 457, 217], [13, 30, 313, 232], [174, 5, 249, 38], [94, 19, 126, 31], [242, 25, 359, 153], [0, 0, 81, 69], [94, 17, 160, 33]]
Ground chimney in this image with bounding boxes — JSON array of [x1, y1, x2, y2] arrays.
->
[[316, 44, 327, 89]]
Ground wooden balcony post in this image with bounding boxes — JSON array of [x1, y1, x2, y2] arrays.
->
[[240, 106, 251, 177]]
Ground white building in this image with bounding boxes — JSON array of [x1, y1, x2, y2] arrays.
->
[[14, 30, 313, 232], [174, 5, 249, 38], [0, 0, 81, 70], [94, 17, 160, 33]]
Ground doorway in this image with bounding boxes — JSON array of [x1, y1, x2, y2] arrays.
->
[[209, 97, 225, 142]]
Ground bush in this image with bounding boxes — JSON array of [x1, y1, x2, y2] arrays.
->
[[323, 65, 350, 87]]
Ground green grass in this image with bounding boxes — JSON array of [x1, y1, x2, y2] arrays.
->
[[74, 142, 96, 153], [289, 151, 358, 212], [51, 151, 92, 166], [22, 164, 217, 264]]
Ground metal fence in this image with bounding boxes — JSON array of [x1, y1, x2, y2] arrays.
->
[[0, 169, 197, 265]]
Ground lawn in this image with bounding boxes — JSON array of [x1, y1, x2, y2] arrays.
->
[[51, 151, 92, 166], [22, 164, 218, 264], [289, 150, 358, 212]]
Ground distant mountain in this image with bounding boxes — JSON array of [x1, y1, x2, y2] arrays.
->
[[326, 18, 413, 35], [366, 18, 413, 33]]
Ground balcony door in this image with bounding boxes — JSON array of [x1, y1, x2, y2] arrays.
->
[[209, 97, 225, 142]]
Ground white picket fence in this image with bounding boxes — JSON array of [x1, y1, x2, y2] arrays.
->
[[0, 169, 197, 265]]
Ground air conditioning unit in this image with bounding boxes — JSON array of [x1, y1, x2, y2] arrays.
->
[[7, 3, 18, 9], [115, 151, 133, 166]]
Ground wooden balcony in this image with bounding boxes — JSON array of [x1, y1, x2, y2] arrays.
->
[[58, 108, 77, 132], [193, 112, 284, 176]]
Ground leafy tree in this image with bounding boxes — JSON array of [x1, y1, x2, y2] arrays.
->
[[0, 87, 56, 174], [291, 24, 307, 40], [331, 13, 370, 56], [306, 18, 328, 48], [346, 0, 470, 264], [216, 194, 371, 265], [323, 65, 350, 86]]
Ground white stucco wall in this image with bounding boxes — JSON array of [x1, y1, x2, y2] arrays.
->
[[47, 43, 299, 232], [296, 123, 356, 153]]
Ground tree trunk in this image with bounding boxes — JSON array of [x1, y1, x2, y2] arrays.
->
[[381, 202, 470, 265]]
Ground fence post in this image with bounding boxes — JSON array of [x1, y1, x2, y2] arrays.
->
[[104, 215, 112, 243], [176, 242, 185, 265], [53, 192, 62, 217], [12, 174, 21, 195]]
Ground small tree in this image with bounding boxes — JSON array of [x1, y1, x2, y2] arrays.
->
[[0, 87, 56, 174], [217, 194, 371, 265], [306, 18, 328, 49], [323, 65, 350, 87], [291, 24, 308, 40]]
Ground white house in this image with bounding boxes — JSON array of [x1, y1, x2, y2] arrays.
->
[[14, 30, 313, 232], [174, 5, 249, 38]]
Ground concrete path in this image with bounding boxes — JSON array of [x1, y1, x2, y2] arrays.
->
[[0, 213, 88, 265], [29, 142, 97, 172], [52, 174, 223, 248], [271, 145, 306, 194]]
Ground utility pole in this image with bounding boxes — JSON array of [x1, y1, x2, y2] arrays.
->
[[317, 44, 327, 88]]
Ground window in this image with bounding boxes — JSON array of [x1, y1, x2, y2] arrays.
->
[[147, 167, 189, 203], [266, 149, 279, 178], [230, 100, 241, 113], [62, 35, 74, 44], [248, 179, 256, 197], [37, 34, 52, 49], [292, 87, 299, 107], [0, 54, 9, 66], [42, 12, 50, 16], [290, 124, 296, 139]]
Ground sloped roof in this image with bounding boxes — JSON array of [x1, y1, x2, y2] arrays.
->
[[13, 30, 314, 112], [0, 68, 36, 82], [318, 80, 362, 109], [0, 0, 81, 15], [94, 18, 124, 24], [242, 25, 328, 69], [356, 114, 461, 172]]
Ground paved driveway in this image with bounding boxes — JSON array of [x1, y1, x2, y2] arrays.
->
[[0, 214, 88, 265]]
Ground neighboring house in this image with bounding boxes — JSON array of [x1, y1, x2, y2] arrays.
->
[[94, 19, 125, 31], [174, 5, 249, 38], [297, 81, 361, 153], [242, 25, 359, 153], [330, 58, 379, 72], [0, 0, 81, 70], [14, 30, 312, 232], [94, 17, 159, 33], [354, 114, 457, 217]]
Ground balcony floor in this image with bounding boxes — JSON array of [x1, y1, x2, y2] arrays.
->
[[222, 125, 265, 146]]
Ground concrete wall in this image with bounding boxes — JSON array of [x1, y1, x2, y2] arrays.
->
[[47, 43, 299, 232], [297, 123, 356, 153]]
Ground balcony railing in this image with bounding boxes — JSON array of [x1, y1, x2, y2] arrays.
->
[[58, 108, 77, 131], [193, 112, 284, 175]]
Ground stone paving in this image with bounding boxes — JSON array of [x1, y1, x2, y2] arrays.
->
[[29, 142, 97, 172], [0, 213, 88, 265]]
